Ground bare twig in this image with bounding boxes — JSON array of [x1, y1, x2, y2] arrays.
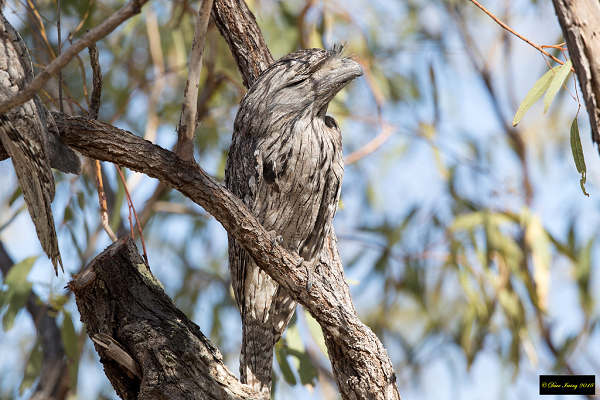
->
[[176, 0, 214, 161], [115, 165, 149, 266], [57, 0, 63, 113], [468, 0, 569, 68], [88, 41, 102, 119], [344, 123, 395, 165], [94, 160, 117, 242], [0, 0, 150, 115], [87, 43, 115, 242]]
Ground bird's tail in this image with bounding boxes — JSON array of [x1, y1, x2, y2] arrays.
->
[[240, 314, 275, 398]]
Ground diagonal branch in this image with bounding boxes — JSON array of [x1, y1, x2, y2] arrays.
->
[[211, 0, 274, 88], [53, 112, 400, 399], [0, 0, 150, 115]]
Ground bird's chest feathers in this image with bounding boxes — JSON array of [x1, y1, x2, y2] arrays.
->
[[254, 123, 338, 199]]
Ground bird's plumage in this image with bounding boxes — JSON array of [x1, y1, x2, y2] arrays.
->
[[226, 44, 362, 395]]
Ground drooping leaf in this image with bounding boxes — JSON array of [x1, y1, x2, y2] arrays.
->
[[575, 238, 593, 314], [1, 257, 36, 330], [569, 117, 589, 196], [543, 60, 572, 114], [275, 342, 297, 385], [19, 341, 42, 394], [305, 310, 328, 357], [286, 348, 318, 387], [60, 312, 80, 387], [513, 66, 559, 126], [524, 214, 550, 310]]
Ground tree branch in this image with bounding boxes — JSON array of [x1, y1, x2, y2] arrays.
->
[[175, 0, 214, 161], [68, 236, 257, 399], [53, 112, 400, 399], [211, 0, 274, 88], [0, 0, 150, 115]]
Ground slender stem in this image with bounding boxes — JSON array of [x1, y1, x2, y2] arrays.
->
[[57, 0, 63, 113], [176, 0, 214, 161], [468, 0, 566, 66]]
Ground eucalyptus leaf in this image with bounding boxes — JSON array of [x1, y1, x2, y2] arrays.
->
[[513, 66, 559, 126], [19, 341, 42, 394], [569, 117, 589, 196], [61, 312, 80, 387], [1, 257, 36, 330], [274, 343, 296, 385], [543, 60, 572, 114]]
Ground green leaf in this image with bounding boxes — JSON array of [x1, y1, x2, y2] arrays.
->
[[9, 186, 22, 206], [543, 59, 572, 114], [305, 311, 328, 357], [569, 117, 589, 196], [20, 341, 42, 394], [1, 257, 36, 330], [286, 348, 318, 387], [513, 66, 559, 126], [524, 214, 551, 310], [60, 312, 80, 387], [275, 342, 297, 385]]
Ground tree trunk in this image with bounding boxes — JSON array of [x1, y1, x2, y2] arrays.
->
[[552, 0, 600, 150]]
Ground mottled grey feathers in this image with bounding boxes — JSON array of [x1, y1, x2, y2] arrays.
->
[[226, 45, 362, 395]]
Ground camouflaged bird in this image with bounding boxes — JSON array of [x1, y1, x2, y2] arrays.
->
[[225, 44, 362, 396], [0, 8, 81, 273]]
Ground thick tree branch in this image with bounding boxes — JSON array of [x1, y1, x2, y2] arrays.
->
[[0, 0, 149, 115], [551, 0, 600, 151], [211, 0, 274, 88], [68, 236, 257, 399], [54, 112, 400, 399]]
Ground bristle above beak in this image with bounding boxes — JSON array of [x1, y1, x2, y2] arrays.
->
[[329, 42, 347, 59]]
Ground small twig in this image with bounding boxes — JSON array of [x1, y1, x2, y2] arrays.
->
[[57, 0, 63, 113], [87, 43, 114, 242], [0, 0, 150, 115], [175, 0, 214, 161], [468, 0, 567, 67], [88, 40, 102, 119], [94, 161, 117, 242], [115, 166, 149, 266], [344, 123, 395, 165]]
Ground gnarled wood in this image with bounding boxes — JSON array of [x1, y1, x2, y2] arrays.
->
[[68, 236, 257, 400]]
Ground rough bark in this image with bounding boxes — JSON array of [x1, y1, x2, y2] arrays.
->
[[54, 111, 400, 399], [211, 0, 273, 88], [552, 0, 600, 150], [67, 236, 257, 400]]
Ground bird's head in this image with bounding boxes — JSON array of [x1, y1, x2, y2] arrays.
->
[[236, 44, 363, 133]]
